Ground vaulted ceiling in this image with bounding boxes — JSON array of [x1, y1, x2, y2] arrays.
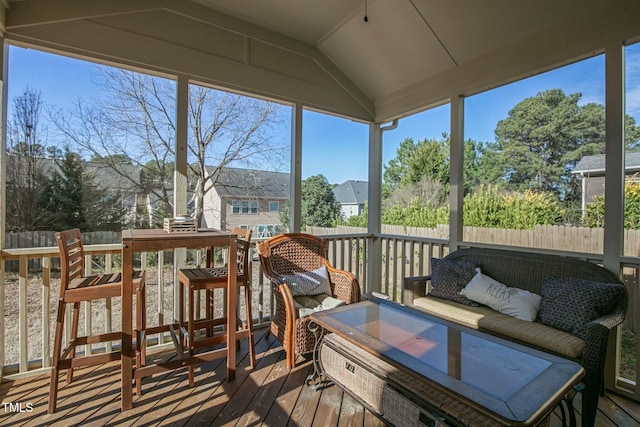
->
[[4, 0, 640, 122]]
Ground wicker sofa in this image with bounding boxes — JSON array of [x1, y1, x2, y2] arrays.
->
[[403, 247, 628, 427]]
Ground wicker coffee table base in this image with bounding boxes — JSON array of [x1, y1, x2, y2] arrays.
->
[[312, 332, 578, 427]]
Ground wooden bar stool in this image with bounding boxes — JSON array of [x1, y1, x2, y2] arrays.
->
[[178, 228, 255, 387], [49, 228, 146, 413]]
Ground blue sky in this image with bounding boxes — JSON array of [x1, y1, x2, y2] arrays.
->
[[8, 44, 640, 185]]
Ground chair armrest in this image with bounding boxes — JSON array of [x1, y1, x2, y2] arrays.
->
[[325, 264, 361, 303], [269, 275, 298, 320], [580, 293, 628, 392], [403, 275, 431, 306]]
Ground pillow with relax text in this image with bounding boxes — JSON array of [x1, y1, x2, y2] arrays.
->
[[460, 268, 541, 321], [429, 258, 478, 306], [538, 277, 625, 339], [282, 265, 332, 297]]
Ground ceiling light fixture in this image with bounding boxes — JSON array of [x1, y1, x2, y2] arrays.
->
[[364, 0, 369, 22]]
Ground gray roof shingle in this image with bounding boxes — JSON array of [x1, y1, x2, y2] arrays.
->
[[332, 180, 368, 204], [207, 166, 290, 199], [573, 152, 640, 174], [7, 155, 140, 190]]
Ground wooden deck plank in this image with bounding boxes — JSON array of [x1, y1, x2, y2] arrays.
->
[[260, 360, 312, 426], [153, 352, 229, 426], [47, 365, 122, 427], [163, 331, 273, 427], [132, 338, 244, 426], [232, 352, 290, 426], [77, 346, 193, 426], [0, 372, 48, 403], [286, 361, 323, 427], [609, 392, 640, 421], [597, 394, 640, 427], [311, 383, 343, 427], [364, 409, 386, 426], [0, 326, 639, 427], [8, 363, 114, 427], [186, 330, 281, 426], [337, 391, 364, 427], [104, 354, 186, 427], [212, 343, 286, 426]]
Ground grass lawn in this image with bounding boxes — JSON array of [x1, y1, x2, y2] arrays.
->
[[621, 324, 637, 380]]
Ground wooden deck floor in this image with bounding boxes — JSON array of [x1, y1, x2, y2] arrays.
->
[[1, 327, 639, 427]]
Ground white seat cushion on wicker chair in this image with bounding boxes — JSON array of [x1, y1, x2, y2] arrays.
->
[[294, 294, 345, 318]]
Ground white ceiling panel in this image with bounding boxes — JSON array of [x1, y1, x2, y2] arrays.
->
[[7, 0, 640, 121], [319, 0, 455, 100], [192, 0, 363, 44], [411, 0, 620, 64]]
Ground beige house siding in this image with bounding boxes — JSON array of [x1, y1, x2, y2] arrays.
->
[[583, 175, 606, 205], [202, 191, 286, 235], [202, 186, 223, 229], [202, 167, 289, 233], [224, 198, 285, 236]]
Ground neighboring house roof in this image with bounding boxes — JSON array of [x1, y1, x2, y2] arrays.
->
[[207, 166, 289, 199], [573, 152, 640, 175], [6, 155, 141, 190], [85, 162, 141, 190], [333, 180, 368, 205]]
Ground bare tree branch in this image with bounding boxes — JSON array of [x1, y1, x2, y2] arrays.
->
[[50, 66, 289, 227]]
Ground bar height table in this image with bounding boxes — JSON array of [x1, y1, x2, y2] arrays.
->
[[120, 228, 238, 411]]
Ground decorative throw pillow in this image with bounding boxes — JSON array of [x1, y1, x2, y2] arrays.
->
[[282, 265, 332, 297], [429, 258, 478, 306], [538, 277, 626, 339], [460, 268, 542, 321]]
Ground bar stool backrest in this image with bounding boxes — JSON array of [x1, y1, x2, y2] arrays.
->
[[56, 228, 86, 298]]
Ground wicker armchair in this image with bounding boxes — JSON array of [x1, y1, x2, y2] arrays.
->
[[258, 233, 360, 368]]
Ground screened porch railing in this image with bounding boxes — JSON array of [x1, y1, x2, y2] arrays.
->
[[1, 233, 638, 404]]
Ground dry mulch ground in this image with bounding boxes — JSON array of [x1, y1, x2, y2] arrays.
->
[[3, 264, 268, 369]]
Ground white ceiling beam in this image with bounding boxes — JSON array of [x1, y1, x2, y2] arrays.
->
[[6, 0, 161, 28], [5, 0, 374, 121], [160, 0, 373, 118], [6, 16, 374, 121], [375, 0, 640, 122]]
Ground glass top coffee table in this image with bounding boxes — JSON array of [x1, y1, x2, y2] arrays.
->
[[309, 299, 584, 426]]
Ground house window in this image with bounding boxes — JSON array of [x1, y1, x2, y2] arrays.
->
[[269, 201, 279, 212], [232, 200, 258, 214]]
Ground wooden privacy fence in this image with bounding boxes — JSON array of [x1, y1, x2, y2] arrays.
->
[[310, 225, 640, 334], [10, 225, 639, 256], [311, 224, 640, 256], [3, 231, 121, 271], [5, 230, 121, 248]]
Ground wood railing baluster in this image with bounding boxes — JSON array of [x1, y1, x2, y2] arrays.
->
[[19, 255, 28, 373], [7, 233, 630, 388], [42, 256, 51, 368], [105, 253, 113, 353]]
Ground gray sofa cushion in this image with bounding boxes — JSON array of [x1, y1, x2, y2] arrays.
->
[[413, 296, 585, 359]]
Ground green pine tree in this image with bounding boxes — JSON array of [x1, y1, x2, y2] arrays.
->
[[44, 148, 124, 231]]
